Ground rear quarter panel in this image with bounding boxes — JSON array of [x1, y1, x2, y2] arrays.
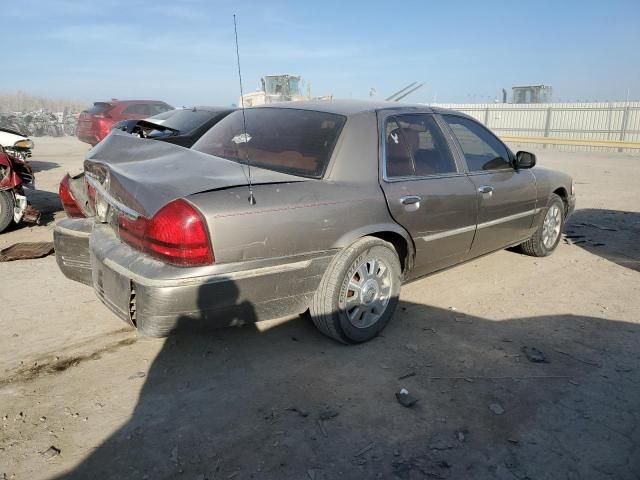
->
[[530, 166, 574, 224], [188, 181, 405, 264]]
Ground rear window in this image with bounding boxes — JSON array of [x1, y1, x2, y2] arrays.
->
[[149, 110, 179, 121], [192, 108, 346, 178], [87, 102, 112, 114], [162, 109, 223, 133]]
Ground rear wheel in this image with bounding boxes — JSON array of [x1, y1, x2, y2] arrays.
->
[[0, 190, 15, 233], [310, 237, 401, 344], [520, 193, 565, 257]]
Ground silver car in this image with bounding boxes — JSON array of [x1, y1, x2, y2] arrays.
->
[[55, 100, 575, 343]]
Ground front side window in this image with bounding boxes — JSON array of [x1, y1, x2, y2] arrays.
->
[[443, 115, 511, 171], [192, 108, 346, 178], [385, 114, 457, 178]]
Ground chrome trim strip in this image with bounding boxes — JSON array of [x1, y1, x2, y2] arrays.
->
[[420, 208, 541, 242], [477, 208, 541, 230], [102, 257, 313, 288], [85, 175, 141, 219], [421, 225, 476, 242]]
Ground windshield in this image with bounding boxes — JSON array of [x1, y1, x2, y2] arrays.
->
[[192, 108, 346, 178]]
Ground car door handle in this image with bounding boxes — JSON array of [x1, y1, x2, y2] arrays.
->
[[400, 195, 422, 205]]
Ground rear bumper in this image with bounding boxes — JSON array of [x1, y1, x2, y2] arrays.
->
[[54, 218, 94, 286], [55, 219, 334, 336]]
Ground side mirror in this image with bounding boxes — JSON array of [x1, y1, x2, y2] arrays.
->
[[516, 151, 536, 169]]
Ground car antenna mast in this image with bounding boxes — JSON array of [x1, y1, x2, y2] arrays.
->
[[233, 14, 256, 205]]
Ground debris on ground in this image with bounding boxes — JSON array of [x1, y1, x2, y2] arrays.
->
[[318, 410, 339, 421], [0, 242, 54, 262], [169, 446, 179, 464], [454, 316, 473, 324], [522, 346, 547, 363], [286, 407, 309, 417], [354, 442, 375, 457], [316, 420, 328, 438], [615, 366, 632, 373], [428, 434, 454, 450], [41, 446, 61, 460], [398, 371, 416, 380], [396, 388, 418, 408], [489, 403, 505, 415], [405, 343, 418, 353], [127, 371, 146, 380], [554, 349, 601, 367], [456, 430, 466, 442]]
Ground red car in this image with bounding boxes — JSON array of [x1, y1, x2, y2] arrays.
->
[[76, 100, 173, 146]]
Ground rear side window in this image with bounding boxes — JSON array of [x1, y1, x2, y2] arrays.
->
[[123, 104, 154, 115], [443, 115, 511, 171], [192, 108, 346, 179], [148, 103, 173, 116], [87, 103, 112, 114], [385, 114, 457, 178]]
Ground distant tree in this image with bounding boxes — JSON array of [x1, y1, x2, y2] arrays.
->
[[0, 90, 87, 113]]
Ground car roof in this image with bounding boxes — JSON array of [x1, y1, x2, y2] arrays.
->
[[179, 106, 236, 113], [252, 99, 463, 118], [96, 100, 170, 105]]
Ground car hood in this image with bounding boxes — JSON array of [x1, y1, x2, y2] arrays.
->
[[0, 128, 27, 146], [84, 130, 306, 217]]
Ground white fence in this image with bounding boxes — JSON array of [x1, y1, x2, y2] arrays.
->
[[429, 102, 640, 153]]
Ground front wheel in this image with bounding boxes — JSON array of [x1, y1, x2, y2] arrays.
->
[[520, 193, 565, 257], [310, 237, 402, 344], [0, 190, 15, 233]]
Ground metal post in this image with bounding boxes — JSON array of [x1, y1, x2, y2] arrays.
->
[[618, 106, 630, 152], [484, 107, 490, 127], [543, 107, 552, 149]]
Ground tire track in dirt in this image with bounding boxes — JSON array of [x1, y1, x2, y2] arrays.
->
[[0, 329, 137, 387]]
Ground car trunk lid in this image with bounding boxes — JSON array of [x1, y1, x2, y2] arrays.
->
[[84, 130, 306, 218]]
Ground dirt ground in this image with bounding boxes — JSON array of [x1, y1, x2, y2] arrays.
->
[[1, 137, 639, 480]]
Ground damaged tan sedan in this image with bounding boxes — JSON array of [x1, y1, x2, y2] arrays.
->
[[55, 101, 575, 343]]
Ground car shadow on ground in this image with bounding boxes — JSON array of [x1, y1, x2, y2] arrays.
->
[[27, 160, 61, 173], [565, 208, 640, 272], [53, 276, 640, 480]]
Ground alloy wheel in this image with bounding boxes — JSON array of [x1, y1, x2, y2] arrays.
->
[[342, 257, 393, 328]]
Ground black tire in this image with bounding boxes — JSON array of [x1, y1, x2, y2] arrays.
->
[[0, 190, 15, 233], [310, 236, 402, 344], [520, 193, 565, 257]]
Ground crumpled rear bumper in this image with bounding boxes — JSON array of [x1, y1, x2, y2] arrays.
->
[[54, 218, 334, 336], [54, 218, 94, 286]]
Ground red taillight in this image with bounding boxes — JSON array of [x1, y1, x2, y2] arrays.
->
[[59, 174, 85, 218], [118, 199, 213, 267], [95, 118, 112, 141]]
